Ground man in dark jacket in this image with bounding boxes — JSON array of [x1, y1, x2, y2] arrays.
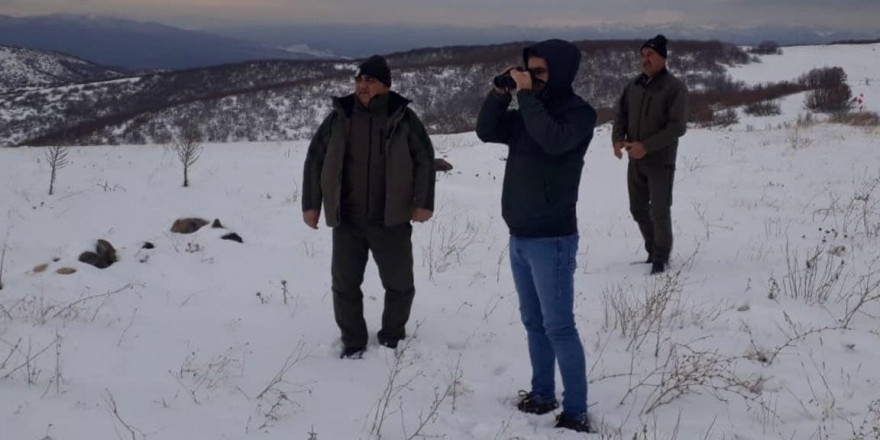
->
[[612, 35, 689, 275], [302, 55, 436, 359], [476, 39, 596, 433]]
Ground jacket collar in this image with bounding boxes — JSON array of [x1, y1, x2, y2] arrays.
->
[[636, 68, 669, 87], [333, 91, 411, 121]]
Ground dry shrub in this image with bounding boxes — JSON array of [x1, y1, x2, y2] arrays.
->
[[831, 111, 880, 127]]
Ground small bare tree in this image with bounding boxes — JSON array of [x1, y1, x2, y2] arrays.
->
[[45, 145, 69, 195], [174, 122, 203, 188]]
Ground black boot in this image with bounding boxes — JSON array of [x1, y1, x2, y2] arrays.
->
[[650, 261, 666, 274], [377, 335, 399, 349], [555, 412, 594, 433], [340, 346, 365, 359], [515, 390, 558, 415]]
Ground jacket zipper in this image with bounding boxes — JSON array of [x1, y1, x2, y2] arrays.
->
[[636, 86, 648, 140], [366, 113, 373, 218]]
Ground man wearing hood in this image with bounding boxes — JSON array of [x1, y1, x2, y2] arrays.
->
[[302, 55, 436, 359], [612, 35, 689, 275], [476, 39, 596, 433]]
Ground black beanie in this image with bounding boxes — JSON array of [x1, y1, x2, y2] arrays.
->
[[641, 34, 668, 58], [356, 55, 391, 87]]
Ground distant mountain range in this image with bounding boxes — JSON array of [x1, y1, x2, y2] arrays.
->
[[3, 14, 878, 69], [0, 14, 334, 70], [212, 22, 880, 58]]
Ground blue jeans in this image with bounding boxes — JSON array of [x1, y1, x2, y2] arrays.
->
[[510, 234, 587, 417]]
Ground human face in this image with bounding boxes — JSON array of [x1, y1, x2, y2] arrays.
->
[[354, 75, 389, 107], [640, 48, 666, 78], [526, 56, 549, 95]]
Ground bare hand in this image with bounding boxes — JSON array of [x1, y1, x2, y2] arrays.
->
[[625, 142, 647, 159], [613, 141, 625, 159], [510, 68, 532, 91], [493, 65, 519, 95], [303, 209, 320, 229], [412, 208, 433, 223]]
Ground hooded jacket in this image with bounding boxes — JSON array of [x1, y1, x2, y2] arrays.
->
[[302, 91, 436, 227], [476, 39, 597, 237]]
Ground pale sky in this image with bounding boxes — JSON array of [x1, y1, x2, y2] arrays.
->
[[1, 0, 879, 31]]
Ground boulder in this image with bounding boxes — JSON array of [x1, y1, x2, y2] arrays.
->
[[434, 158, 454, 172], [221, 232, 243, 243], [78, 239, 117, 269], [32, 263, 49, 273], [171, 217, 209, 234]]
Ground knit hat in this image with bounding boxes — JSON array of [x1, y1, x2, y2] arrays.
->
[[356, 55, 391, 87], [641, 34, 668, 58]]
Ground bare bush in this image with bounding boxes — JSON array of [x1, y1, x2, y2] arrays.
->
[[619, 343, 766, 415], [103, 389, 146, 440], [171, 345, 246, 405], [798, 66, 847, 89], [174, 121, 203, 188], [848, 399, 880, 440], [713, 108, 739, 127], [806, 84, 854, 116], [837, 271, 880, 329], [45, 145, 69, 196], [256, 340, 308, 399], [367, 323, 460, 440], [832, 111, 880, 127], [776, 243, 846, 305], [750, 41, 782, 55], [369, 336, 421, 438], [1, 336, 53, 385], [743, 311, 843, 366], [744, 100, 782, 116], [400, 359, 462, 440], [421, 214, 480, 280], [601, 256, 715, 357], [602, 278, 682, 356], [813, 172, 880, 238], [786, 122, 813, 150], [4, 283, 136, 326]]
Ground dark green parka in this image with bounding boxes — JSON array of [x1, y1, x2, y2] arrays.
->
[[612, 69, 688, 165], [302, 91, 435, 227]]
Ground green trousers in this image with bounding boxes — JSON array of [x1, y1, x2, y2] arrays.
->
[[628, 160, 675, 264], [331, 221, 415, 349]]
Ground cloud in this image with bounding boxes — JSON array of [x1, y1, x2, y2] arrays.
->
[[4, 0, 880, 31]]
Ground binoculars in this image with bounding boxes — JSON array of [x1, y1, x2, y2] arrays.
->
[[493, 67, 529, 90]]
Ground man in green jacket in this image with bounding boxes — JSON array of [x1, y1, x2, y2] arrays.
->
[[302, 55, 436, 359], [612, 35, 689, 274]]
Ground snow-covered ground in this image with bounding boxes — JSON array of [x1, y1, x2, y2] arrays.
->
[[1, 44, 879, 440], [729, 43, 880, 118]]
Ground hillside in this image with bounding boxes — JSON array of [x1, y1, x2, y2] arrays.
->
[[1, 39, 750, 147], [0, 44, 124, 93]]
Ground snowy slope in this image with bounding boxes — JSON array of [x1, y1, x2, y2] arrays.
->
[[0, 44, 123, 93], [729, 42, 880, 114], [1, 44, 879, 440]]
